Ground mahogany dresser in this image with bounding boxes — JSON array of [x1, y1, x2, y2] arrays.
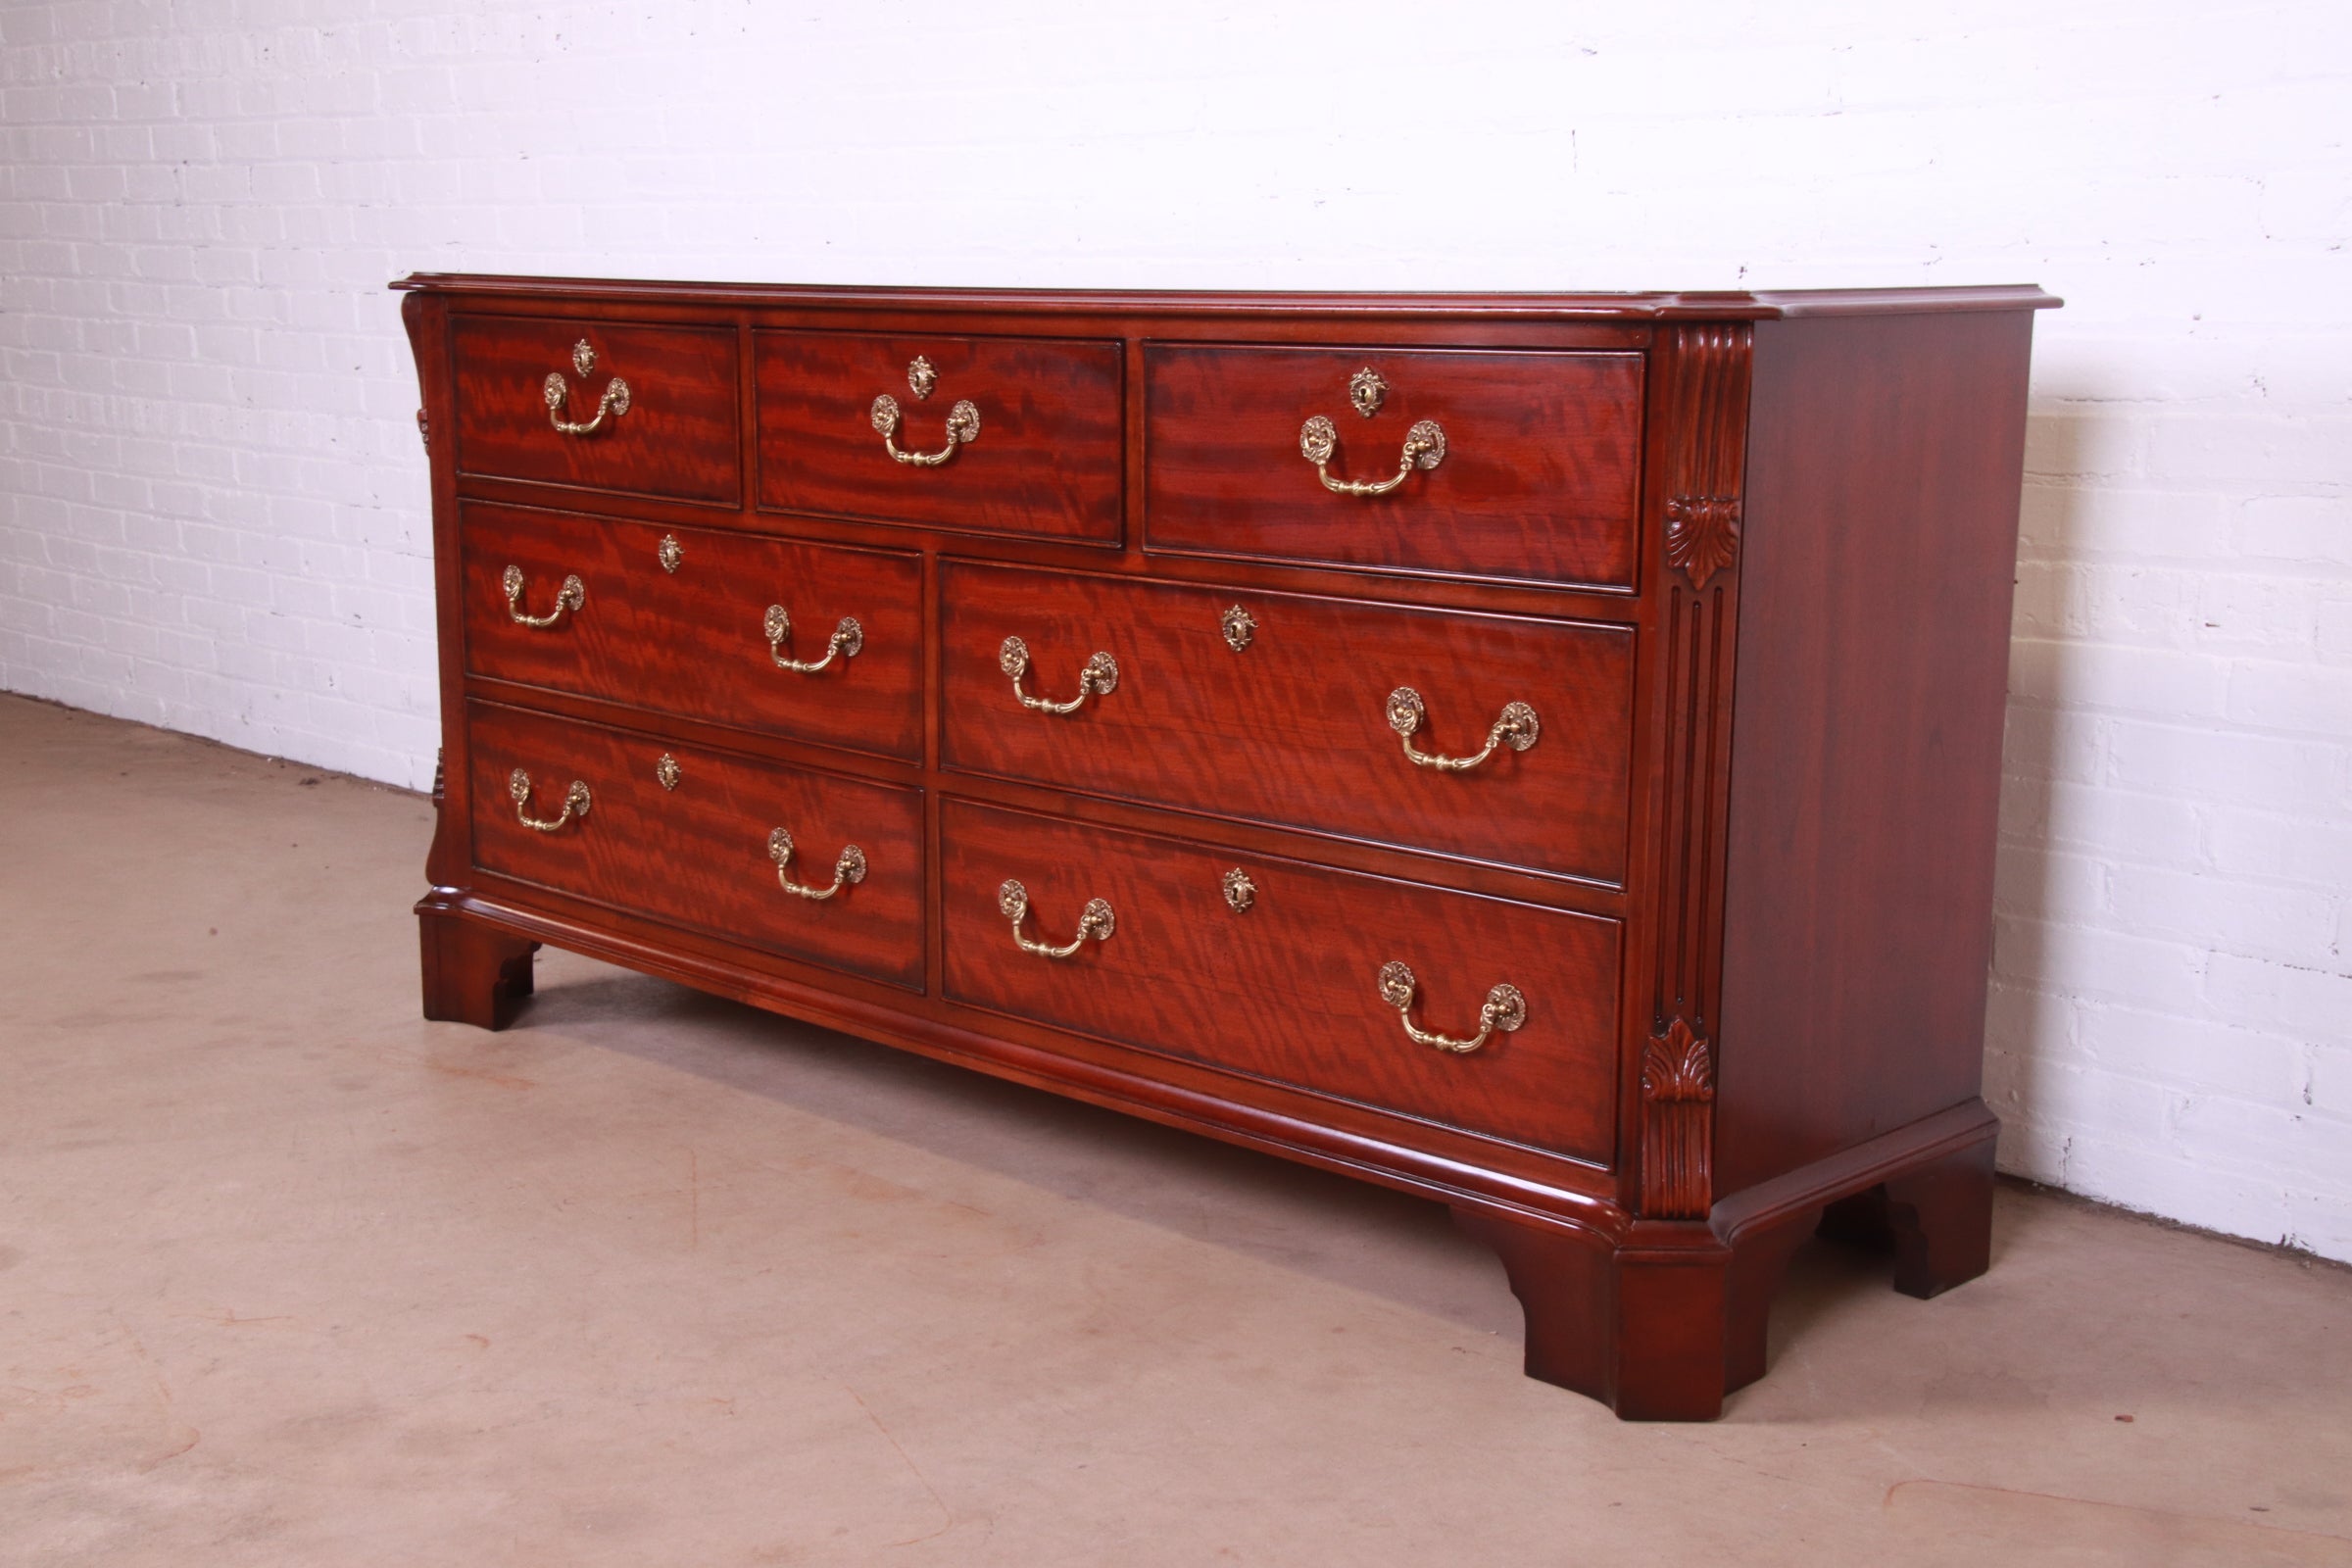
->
[[394, 273, 2057, 1419]]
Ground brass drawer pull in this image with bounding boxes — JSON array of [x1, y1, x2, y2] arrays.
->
[[999, 879, 1114, 958], [1377, 961, 1526, 1055], [509, 768, 590, 833], [1000, 636, 1118, 715], [504, 565, 584, 628], [1386, 687, 1539, 772], [765, 606, 864, 673], [769, 828, 866, 902], [870, 358, 979, 466], [1299, 414, 1446, 497], [543, 339, 631, 437], [872, 395, 979, 466]]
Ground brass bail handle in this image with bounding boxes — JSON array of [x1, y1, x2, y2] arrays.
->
[[1377, 961, 1527, 1054], [544, 339, 631, 437], [1298, 368, 1446, 497], [504, 564, 584, 628], [510, 768, 591, 833], [871, 356, 979, 466], [769, 827, 867, 902], [1386, 687, 1539, 772], [1000, 636, 1118, 715], [765, 605, 864, 673], [999, 879, 1114, 958]]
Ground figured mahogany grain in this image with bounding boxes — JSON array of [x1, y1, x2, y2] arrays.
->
[[451, 315, 741, 504], [461, 504, 923, 761], [939, 562, 1635, 884], [466, 701, 924, 990], [940, 799, 1622, 1160], [754, 329, 1123, 541], [1144, 344, 1644, 587]]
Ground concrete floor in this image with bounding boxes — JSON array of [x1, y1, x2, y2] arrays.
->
[[2, 692, 2348, 1566]]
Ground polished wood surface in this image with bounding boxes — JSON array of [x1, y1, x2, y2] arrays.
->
[[400, 272, 2059, 321], [451, 315, 740, 504], [466, 701, 925, 990], [940, 798, 1622, 1161], [938, 561, 1636, 884], [400, 273, 2055, 1421], [1145, 344, 1644, 587], [1713, 310, 2035, 1197], [460, 503, 924, 760], [754, 329, 1123, 541]]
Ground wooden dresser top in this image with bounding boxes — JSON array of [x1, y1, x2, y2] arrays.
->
[[391, 273, 2060, 321]]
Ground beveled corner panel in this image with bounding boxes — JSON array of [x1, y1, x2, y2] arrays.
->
[[451, 315, 741, 505], [937, 560, 1638, 886], [754, 329, 1124, 542], [940, 798, 1622, 1163], [1143, 344, 1645, 587], [460, 504, 924, 761], [466, 701, 926, 991]]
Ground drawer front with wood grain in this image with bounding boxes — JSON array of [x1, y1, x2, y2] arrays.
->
[[461, 505, 924, 761], [941, 799, 1621, 1162], [754, 329, 1123, 542], [466, 703, 925, 990], [939, 562, 1635, 885], [1144, 344, 1644, 587], [451, 316, 741, 504]]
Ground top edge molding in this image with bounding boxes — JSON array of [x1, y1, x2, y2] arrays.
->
[[388, 273, 2061, 320]]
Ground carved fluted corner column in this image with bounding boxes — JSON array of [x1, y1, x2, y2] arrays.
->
[[1641, 322, 1750, 1223]]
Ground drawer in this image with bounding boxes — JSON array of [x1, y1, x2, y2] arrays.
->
[[939, 563, 1634, 885], [466, 703, 924, 990], [754, 329, 1122, 542], [942, 800, 1620, 1162], [461, 505, 923, 761], [1144, 344, 1643, 587], [451, 316, 741, 505]]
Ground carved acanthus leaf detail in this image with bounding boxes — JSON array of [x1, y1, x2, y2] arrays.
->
[[1641, 1015, 1716, 1219], [1642, 1015, 1715, 1103], [1664, 495, 1740, 590]]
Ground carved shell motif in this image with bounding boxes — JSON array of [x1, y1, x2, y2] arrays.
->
[[1664, 496, 1741, 591]]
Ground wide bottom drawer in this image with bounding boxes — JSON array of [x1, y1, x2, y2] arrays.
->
[[466, 702, 925, 990], [940, 799, 1621, 1162]]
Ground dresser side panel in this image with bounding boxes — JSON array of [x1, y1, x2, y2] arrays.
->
[[1714, 310, 2034, 1198]]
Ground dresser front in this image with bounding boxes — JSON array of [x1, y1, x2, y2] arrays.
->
[[416, 284, 1658, 1190]]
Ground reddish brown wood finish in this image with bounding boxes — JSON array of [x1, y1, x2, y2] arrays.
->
[[1144, 344, 1643, 587], [1632, 323, 1754, 1222], [399, 272, 2055, 1423], [466, 701, 925, 990], [754, 329, 1123, 541], [938, 562, 1636, 884], [460, 503, 923, 760], [418, 904, 539, 1029], [940, 799, 1622, 1161], [1713, 310, 2036, 1198], [451, 315, 741, 504]]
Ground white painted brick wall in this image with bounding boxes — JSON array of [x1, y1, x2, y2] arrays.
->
[[2, 0, 2346, 1259]]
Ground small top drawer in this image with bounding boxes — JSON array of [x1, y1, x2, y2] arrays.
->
[[451, 316, 742, 505], [755, 330, 1123, 542], [1144, 345, 1644, 588]]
